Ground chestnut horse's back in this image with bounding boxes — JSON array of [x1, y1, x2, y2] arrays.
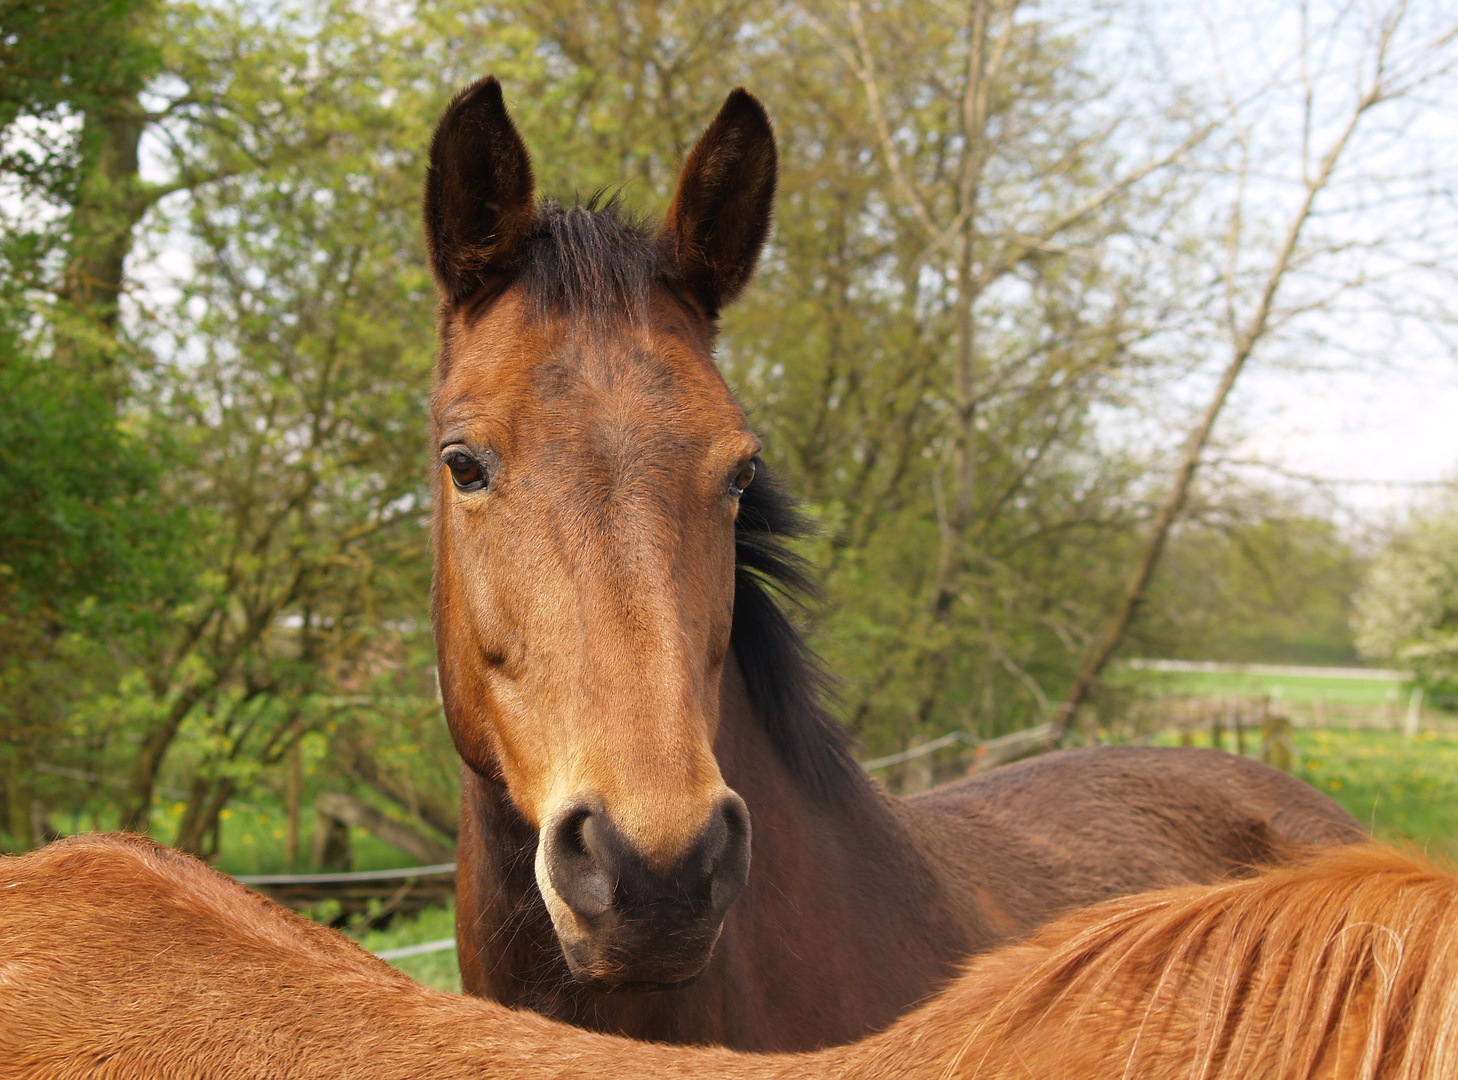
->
[[3, 835, 1458, 1079]]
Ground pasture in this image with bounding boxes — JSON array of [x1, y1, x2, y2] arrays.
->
[[1114, 663, 1408, 708], [1293, 730, 1458, 857], [355, 904, 462, 992]]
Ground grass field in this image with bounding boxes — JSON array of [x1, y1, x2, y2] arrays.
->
[[353, 903, 462, 992], [1292, 729, 1458, 857], [1114, 666, 1406, 707]]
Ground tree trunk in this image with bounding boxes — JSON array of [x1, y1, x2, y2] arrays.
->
[[336, 737, 459, 841], [1053, 341, 1254, 734], [118, 675, 216, 833], [5, 749, 34, 852], [1053, 88, 1377, 737], [313, 792, 454, 865], [54, 99, 148, 395], [175, 777, 236, 855], [286, 743, 302, 863]]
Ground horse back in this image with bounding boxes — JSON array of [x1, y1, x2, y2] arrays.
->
[[900, 745, 1364, 939]]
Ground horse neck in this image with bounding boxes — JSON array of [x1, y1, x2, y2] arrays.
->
[[700, 654, 980, 1042], [457, 652, 978, 1050]]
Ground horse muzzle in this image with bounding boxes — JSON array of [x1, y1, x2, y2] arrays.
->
[[535, 791, 751, 988]]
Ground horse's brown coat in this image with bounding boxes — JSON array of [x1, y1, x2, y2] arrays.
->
[[2, 833, 1455, 1080], [424, 78, 1365, 1048]]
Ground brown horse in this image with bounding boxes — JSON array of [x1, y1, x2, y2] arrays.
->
[[425, 77, 1363, 1050], [4, 833, 1456, 1079]]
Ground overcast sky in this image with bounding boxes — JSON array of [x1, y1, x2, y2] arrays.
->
[[1124, 0, 1458, 521]]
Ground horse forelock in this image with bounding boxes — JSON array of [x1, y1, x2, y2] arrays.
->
[[516, 194, 657, 325]]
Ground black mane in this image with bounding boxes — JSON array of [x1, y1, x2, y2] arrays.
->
[[731, 469, 864, 798], [516, 198, 864, 797]]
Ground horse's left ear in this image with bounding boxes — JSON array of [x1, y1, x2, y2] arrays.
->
[[656, 89, 777, 317]]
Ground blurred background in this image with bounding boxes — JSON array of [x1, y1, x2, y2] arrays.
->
[[4, 1, 1458, 972]]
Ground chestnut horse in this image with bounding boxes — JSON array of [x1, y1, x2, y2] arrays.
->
[[4, 834, 1457, 1079], [425, 77, 1363, 1050]]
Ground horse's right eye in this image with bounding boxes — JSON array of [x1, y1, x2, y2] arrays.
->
[[444, 450, 488, 492]]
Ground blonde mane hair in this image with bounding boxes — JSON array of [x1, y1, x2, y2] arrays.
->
[[1, 835, 1454, 1079]]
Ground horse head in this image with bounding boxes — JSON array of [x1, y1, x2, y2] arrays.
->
[[425, 78, 775, 988]]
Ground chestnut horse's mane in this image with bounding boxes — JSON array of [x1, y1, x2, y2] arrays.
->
[[459, 196, 863, 800]]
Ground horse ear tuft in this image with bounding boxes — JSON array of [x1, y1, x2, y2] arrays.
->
[[423, 77, 536, 304], [656, 88, 777, 317]]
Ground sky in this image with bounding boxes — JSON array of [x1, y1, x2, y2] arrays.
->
[[1237, 357, 1458, 517], [1118, 0, 1458, 522]]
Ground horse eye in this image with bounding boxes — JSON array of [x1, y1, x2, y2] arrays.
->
[[729, 460, 756, 497], [443, 450, 488, 492]]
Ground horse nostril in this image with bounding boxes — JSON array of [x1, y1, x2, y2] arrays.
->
[[544, 804, 615, 919], [707, 791, 751, 918], [542, 793, 750, 929]]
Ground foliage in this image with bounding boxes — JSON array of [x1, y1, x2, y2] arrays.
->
[[1134, 507, 1363, 666], [0, 0, 160, 197], [353, 903, 460, 993]]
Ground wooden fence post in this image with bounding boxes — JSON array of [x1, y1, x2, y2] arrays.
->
[[1405, 686, 1424, 739], [286, 743, 302, 865]]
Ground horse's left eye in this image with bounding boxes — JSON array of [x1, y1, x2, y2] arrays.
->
[[729, 460, 756, 497]]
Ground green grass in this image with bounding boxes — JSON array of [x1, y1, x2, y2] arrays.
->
[[351, 903, 462, 993], [35, 799, 428, 877], [1292, 729, 1458, 858], [150, 800, 430, 877], [1116, 667, 1406, 707]]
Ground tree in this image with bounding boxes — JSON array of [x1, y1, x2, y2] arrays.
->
[[1057, 0, 1458, 731], [1354, 501, 1458, 696], [1133, 493, 1363, 666], [5, 0, 1455, 852]]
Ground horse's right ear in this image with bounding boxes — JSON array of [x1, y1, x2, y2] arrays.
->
[[423, 77, 535, 304]]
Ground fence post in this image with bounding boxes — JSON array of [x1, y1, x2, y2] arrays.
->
[[902, 735, 934, 795], [1404, 686, 1424, 739]]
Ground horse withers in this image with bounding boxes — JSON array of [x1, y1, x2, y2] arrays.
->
[[426, 77, 1363, 1048]]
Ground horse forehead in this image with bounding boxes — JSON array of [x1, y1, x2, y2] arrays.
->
[[541, 327, 730, 399], [494, 337, 746, 478], [438, 300, 743, 444]]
